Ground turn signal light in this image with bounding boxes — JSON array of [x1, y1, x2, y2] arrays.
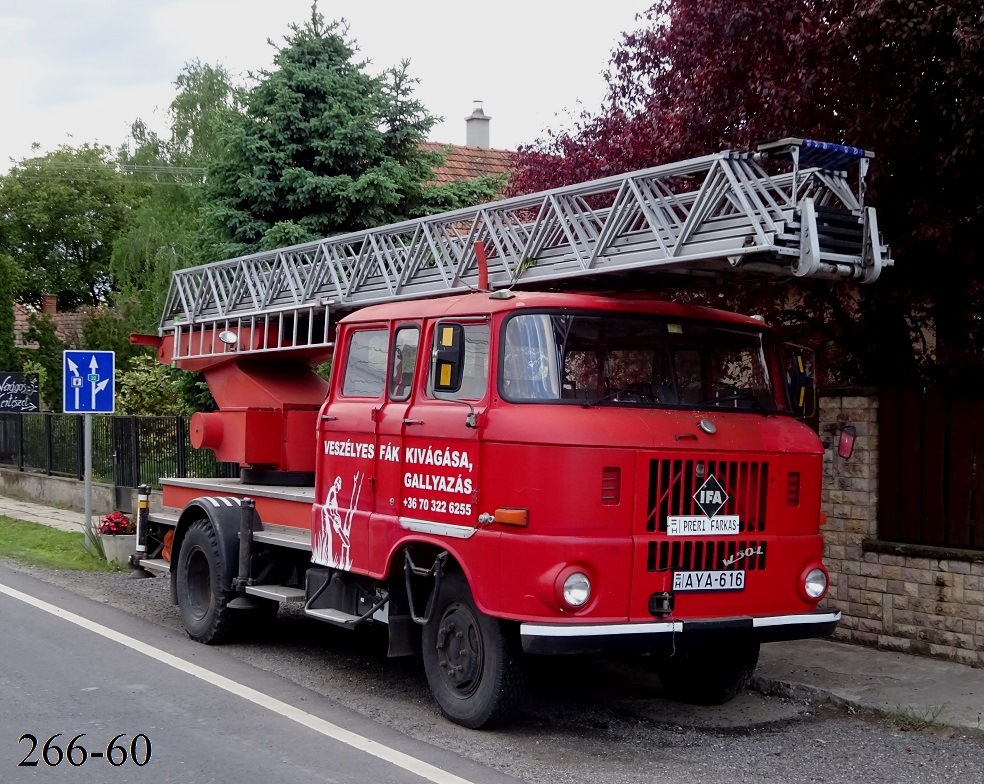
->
[[494, 507, 529, 527]]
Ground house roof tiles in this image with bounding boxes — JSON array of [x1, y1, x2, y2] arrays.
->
[[422, 142, 513, 184], [13, 303, 87, 349]]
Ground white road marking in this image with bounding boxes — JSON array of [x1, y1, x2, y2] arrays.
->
[[0, 581, 476, 784]]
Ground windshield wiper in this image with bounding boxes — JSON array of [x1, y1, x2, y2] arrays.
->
[[698, 390, 766, 410], [583, 387, 659, 408]]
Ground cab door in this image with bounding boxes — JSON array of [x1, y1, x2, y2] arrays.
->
[[313, 323, 387, 574], [366, 322, 421, 577], [398, 319, 490, 537]]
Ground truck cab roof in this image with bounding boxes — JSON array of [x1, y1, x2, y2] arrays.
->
[[338, 290, 770, 330]]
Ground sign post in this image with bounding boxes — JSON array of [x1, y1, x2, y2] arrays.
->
[[63, 351, 115, 551]]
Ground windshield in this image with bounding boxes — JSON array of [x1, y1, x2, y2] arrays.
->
[[499, 312, 785, 412]]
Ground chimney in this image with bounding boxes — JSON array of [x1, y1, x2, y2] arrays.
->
[[41, 295, 57, 315], [465, 102, 491, 149]]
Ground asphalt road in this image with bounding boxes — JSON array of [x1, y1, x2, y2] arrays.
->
[[0, 566, 521, 784], [1, 559, 982, 784]]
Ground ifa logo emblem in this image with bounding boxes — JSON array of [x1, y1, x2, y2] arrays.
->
[[693, 474, 728, 518]]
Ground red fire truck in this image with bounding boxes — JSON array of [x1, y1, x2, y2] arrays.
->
[[131, 139, 890, 728]]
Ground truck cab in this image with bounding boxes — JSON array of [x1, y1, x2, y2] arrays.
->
[[313, 290, 837, 725]]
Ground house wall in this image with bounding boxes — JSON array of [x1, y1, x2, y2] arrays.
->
[[820, 390, 984, 667]]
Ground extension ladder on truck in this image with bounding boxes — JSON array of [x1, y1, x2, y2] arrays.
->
[[158, 138, 891, 361], [134, 139, 891, 729]]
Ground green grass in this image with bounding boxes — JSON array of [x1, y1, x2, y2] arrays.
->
[[884, 703, 951, 731], [0, 516, 119, 572]]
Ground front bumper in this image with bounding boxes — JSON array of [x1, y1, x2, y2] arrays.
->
[[520, 610, 840, 655]]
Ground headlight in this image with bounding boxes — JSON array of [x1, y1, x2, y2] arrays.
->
[[804, 568, 828, 599], [562, 572, 591, 607]]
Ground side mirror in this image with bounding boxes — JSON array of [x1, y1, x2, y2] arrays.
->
[[784, 344, 816, 418], [433, 322, 465, 393]]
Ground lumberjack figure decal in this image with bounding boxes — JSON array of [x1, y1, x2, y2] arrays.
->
[[313, 471, 363, 570]]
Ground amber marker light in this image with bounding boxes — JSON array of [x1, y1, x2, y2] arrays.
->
[[494, 508, 529, 527]]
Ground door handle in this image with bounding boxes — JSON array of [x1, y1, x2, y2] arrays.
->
[[403, 419, 424, 426], [321, 415, 338, 421]]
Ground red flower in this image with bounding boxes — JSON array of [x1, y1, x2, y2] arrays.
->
[[97, 511, 136, 536]]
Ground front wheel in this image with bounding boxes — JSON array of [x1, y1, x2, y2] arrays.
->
[[653, 641, 759, 705], [176, 519, 235, 644], [422, 572, 526, 729]]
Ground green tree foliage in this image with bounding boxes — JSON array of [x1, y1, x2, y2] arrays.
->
[[111, 62, 246, 332], [0, 144, 131, 309], [204, 7, 457, 257], [21, 314, 66, 411], [168, 60, 249, 165], [115, 354, 196, 415], [0, 253, 21, 371], [79, 292, 148, 369], [419, 170, 508, 214], [19, 359, 49, 411], [508, 0, 984, 384]]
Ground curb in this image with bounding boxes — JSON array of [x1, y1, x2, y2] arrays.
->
[[749, 673, 854, 709], [749, 674, 984, 738]]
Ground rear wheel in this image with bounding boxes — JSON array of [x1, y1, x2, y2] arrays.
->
[[176, 519, 234, 644], [653, 641, 759, 705], [422, 572, 526, 729]]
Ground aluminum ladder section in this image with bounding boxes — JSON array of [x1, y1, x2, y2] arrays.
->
[[160, 139, 891, 358]]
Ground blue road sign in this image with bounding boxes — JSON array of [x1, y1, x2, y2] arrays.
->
[[63, 351, 115, 414]]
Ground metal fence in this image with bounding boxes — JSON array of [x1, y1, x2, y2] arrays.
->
[[0, 413, 239, 490]]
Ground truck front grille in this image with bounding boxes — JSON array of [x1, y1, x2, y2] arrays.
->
[[646, 458, 769, 533], [647, 539, 768, 572]]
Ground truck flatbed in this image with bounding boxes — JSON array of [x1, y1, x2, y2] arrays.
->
[[160, 477, 315, 503], [157, 478, 315, 544]]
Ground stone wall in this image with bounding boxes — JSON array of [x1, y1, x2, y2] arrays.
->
[[0, 468, 164, 516], [0, 467, 116, 514], [820, 389, 984, 667]]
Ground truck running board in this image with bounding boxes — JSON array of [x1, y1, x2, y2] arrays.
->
[[304, 607, 364, 626], [244, 584, 306, 603], [138, 558, 170, 575]]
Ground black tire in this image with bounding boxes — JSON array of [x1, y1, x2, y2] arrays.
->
[[176, 519, 235, 644], [653, 641, 759, 705], [422, 572, 526, 729]]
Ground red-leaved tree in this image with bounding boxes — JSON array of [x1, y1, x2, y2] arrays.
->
[[508, 0, 984, 385]]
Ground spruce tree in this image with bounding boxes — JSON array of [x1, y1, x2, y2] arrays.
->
[[204, 7, 442, 258]]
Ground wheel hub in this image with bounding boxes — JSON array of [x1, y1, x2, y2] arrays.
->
[[186, 547, 212, 620], [435, 603, 482, 695]]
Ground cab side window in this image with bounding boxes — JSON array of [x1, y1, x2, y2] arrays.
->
[[389, 326, 420, 401], [430, 323, 490, 400], [341, 329, 388, 397]]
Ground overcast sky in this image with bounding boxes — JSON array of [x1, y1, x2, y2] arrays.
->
[[0, 0, 646, 171]]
